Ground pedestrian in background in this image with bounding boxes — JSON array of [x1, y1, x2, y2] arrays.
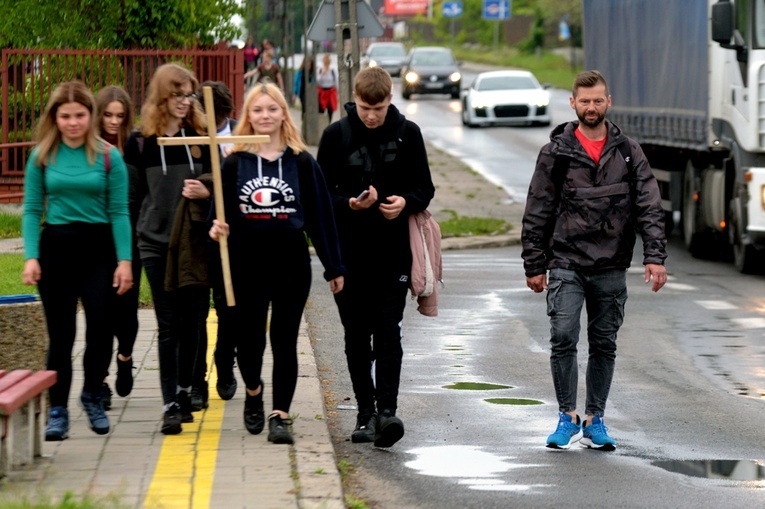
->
[[244, 50, 285, 93], [209, 83, 345, 445], [123, 63, 212, 435], [521, 70, 667, 451], [293, 56, 315, 113], [316, 67, 435, 448], [317, 53, 338, 123], [22, 81, 133, 440], [243, 37, 259, 74], [94, 85, 139, 409]]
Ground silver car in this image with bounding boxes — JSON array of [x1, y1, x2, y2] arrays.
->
[[360, 42, 407, 77], [461, 70, 552, 127]]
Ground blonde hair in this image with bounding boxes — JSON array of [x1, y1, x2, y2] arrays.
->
[[34, 81, 102, 167], [231, 83, 306, 154], [140, 63, 206, 137], [95, 85, 134, 152]]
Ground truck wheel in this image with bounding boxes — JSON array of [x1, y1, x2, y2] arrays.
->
[[730, 195, 760, 274], [682, 160, 713, 257]]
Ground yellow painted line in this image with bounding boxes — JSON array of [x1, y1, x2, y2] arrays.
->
[[144, 310, 223, 509]]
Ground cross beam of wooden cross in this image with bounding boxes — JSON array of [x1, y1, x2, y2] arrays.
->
[[158, 86, 269, 307]]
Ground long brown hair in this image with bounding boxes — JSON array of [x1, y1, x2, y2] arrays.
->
[[34, 81, 102, 167], [95, 85, 134, 152], [232, 83, 306, 154], [140, 63, 206, 137]]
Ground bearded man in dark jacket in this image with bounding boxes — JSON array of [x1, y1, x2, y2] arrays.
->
[[317, 67, 435, 448], [522, 70, 667, 451]]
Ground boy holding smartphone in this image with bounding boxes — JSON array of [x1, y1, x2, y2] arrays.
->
[[317, 67, 435, 447]]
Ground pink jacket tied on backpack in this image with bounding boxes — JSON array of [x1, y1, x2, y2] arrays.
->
[[409, 210, 442, 317]]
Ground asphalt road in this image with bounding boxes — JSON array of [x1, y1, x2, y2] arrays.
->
[[306, 240, 765, 508]]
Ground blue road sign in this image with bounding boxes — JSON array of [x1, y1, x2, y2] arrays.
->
[[482, 0, 510, 20], [443, 1, 463, 18]]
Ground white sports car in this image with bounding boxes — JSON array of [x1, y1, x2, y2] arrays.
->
[[461, 70, 552, 127]]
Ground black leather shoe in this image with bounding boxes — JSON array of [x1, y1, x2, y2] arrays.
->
[[161, 403, 182, 435], [190, 382, 209, 411], [244, 393, 265, 435], [176, 391, 194, 423], [267, 413, 293, 444], [216, 372, 237, 401], [374, 410, 404, 448]]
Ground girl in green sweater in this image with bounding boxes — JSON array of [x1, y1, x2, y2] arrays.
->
[[22, 81, 133, 441]]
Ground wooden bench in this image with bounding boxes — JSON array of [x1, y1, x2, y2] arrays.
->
[[0, 369, 56, 477]]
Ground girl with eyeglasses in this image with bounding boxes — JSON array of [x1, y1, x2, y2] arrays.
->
[[123, 63, 212, 435]]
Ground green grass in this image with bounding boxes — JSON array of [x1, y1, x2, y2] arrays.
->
[[451, 46, 583, 90], [0, 490, 128, 509], [439, 210, 511, 238], [0, 211, 22, 240], [0, 253, 34, 297], [0, 253, 152, 305]]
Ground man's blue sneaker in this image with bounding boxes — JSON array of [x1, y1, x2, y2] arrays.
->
[[546, 412, 583, 449], [45, 406, 69, 441], [581, 415, 616, 451], [80, 389, 110, 435]]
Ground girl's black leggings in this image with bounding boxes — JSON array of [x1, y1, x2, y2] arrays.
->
[[38, 223, 117, 408]]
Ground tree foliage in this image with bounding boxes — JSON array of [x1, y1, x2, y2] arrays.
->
[[0, 0, 244, 49]]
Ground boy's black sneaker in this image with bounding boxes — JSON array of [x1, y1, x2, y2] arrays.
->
[[244, 392, 265, 435], [267, 413, 294, 444], [176, 391, 194, 423], [161, 403, 182, 435], [351, 411, 377, 443], [190, 382, 209, 411], [100, 382, 113, 411], [374, 410, 404, 448], [115, 356, 134, 397]]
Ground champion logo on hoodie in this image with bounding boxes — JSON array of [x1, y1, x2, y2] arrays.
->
[[239, 175, 297, 219]]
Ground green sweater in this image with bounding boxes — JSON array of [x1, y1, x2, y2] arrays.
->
[[22, 143, 132, 261]]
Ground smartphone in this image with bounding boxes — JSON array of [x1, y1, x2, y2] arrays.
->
[[356, 190, 370, 201]]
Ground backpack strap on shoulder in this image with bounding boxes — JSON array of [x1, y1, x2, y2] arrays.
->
[[616, 139, 633, 173]]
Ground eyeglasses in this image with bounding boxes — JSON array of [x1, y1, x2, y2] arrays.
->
[[170, 92, 198, 103]]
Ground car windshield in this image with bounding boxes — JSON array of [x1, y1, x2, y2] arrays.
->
[[371, 46, 406, 57], [410, 51, 455, 66], [477, 76, 537, 91]]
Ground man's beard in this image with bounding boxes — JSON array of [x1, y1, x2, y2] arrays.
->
[[577, 109, 606, 128]]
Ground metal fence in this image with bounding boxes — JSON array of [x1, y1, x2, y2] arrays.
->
[[0, 48, 244, 202]]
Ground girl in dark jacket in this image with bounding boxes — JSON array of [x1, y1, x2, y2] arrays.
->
[[209, 83, 345, 444], [95, 85, 139, 408], [122, 63, 212, 435]]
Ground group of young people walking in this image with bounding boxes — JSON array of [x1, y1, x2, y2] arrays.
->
[[22, 61, 434, 449]]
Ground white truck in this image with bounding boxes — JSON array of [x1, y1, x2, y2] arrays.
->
[[583, 0, 765, 272]]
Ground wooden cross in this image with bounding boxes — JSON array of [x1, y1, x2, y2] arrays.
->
[[158, 86, 269, 307]]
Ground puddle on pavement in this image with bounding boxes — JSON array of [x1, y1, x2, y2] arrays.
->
[[485, 398, 543, 405], [405, 445, 549, 492], [652, 459, 765, 480], [443, 382, 513, 390]]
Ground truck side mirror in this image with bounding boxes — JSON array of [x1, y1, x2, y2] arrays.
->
[[711, 0, 734, 45]]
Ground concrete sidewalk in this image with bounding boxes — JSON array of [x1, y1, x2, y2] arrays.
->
[[1, 309, 343, 509]]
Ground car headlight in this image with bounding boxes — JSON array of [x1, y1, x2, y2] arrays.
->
[[369, 59, 378, 68], [536, 96, 550, 107], [405, 71, 419, 84], [449, 72, 461, 82]]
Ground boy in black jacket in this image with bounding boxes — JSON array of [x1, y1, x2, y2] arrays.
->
[[317, 67, 435, 447]]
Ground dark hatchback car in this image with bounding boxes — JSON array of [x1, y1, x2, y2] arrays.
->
[[401, 47, 461, 100]]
